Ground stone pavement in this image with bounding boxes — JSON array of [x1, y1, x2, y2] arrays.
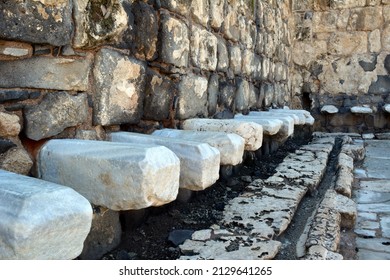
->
[[354, 140, 390, 260]]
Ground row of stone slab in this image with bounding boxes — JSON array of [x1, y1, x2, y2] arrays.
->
[[0, 109, 313, 259]]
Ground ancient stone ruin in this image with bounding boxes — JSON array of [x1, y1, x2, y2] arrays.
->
[[0, 0, 389, 260]]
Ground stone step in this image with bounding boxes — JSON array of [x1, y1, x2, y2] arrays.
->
[[38, 139, 180, 211], [235, 113, 294, 140], [233, 114, 283, 135], [0, 170, 92, 259], [109, 132, 220, 191], [182, 118, 263, 151], [268, 109, 315, 125], [178, 135, 335, 260], [152, 128, 245, 166]]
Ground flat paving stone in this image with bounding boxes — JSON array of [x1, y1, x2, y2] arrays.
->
[[110, 132, 220, 191], [380, 216, 390, 239], [354, 229, 377, 238], [152, 128, 244, 166], [0, 170, 92, 260], [356, 220, 380, 230], [364, 158, 390, 179], [182, 118, 263, 151], [357, 212, 377, 221], [357, 203, 390, 213], [358, 180, 390, 192], [357, 249, 390, 260], [354, 190, 390, 204], [38, 139, 180, 210], [356, 237, 390, 254]]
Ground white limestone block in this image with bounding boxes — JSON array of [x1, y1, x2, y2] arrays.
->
[[38, 139, 180, 210], [109, 132, 220, 191], [269, 109, 315, 125], [0, 170, 92, 260], [237, 113, 294, 138], [321, 105, 339, 114], [182, 118, 263, 151], [234, 114, 283, 135], [351, 106, 373, 114], [152, 129, 244, 166], [383, 104, 390, 113]]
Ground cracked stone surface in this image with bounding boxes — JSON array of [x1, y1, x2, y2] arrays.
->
[[179, 135, 335, 260]]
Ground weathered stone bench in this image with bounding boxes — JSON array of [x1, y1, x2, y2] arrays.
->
[[0, 170, 92, 259], [268, 109, 315, 125], [109, 132, 220, 191], [233, 114, 283, 135], [38, 139, 180, 210], [182, 118, 263, 151], [152, 128, 245, 166], [243, 112, 295, 138]]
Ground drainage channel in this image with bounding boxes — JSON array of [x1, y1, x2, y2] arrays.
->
[[275, 137, 343, 260]]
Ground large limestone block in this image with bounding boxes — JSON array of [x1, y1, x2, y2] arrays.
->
[[176, 74, 208, 119], [234, 114, 283, 135], [152, 129, 244, 166], [0, 0, 73, 46], [190, 25, 218, 71], [160, 14, 189, 67], [73, 0, 128, 48], [245, 112, 295, 137], [0, 56, 92, 91], [0, 170, 92, 260], [93, 48, 146, 126], [182, 118, 263, 151], [38, 139, 180, 210], [0, 112, 21, 137], [109, 132, 220, 191], [24, 92, 89, 141]]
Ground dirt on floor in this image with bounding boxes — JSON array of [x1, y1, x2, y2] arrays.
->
[[102, 135, 311, 260]]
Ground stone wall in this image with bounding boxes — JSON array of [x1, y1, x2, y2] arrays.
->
[[291, 0, 390, 133], [0, 0, 293, 175]]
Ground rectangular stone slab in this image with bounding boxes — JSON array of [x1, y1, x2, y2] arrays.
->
[[38, 139, 180, 210], [0, 170, 92, 260], [182, 118, 263, 151], [234, 114, 283, 135], [236, 113, 294, 139], [152, 128, 244, 166], [269, 109, 315, 125], [109, 132, 220, 191]]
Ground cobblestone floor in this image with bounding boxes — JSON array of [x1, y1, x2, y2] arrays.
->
[[354, 140, 390, 260]]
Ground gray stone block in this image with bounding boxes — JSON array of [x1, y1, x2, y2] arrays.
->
[[79, 208, 121, 260], [0, 56, 92, 91], [38, 139, 180, 210], [159, 14, 189, 67], [0, 0, 73, 46], [143, 69, 176, 121], [0, 170, 92, 259], [190, 26, 218, 71], [176, 74, 208, 120], [72, 0, 128, 48], [93, 48, 146, 126], [24, 92, 89, 141], [131, 2, 158, 60], [109, 132, 220, 191]]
